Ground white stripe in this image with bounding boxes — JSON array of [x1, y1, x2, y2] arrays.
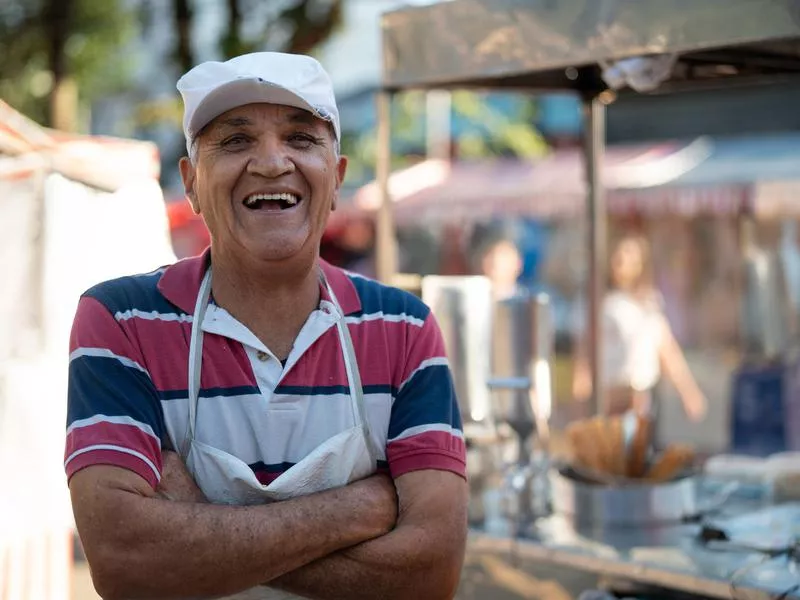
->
[[66, 414, 158, 441], [399, 356, 450, 391], [132, 266, 167, 279], [388, 423, 464, 443], [64, 444, 161, 482], [344, 270, 369, 280], [345, 311, 425, 328], [114, 309, 193, 323], [69, 347, 149, 375]]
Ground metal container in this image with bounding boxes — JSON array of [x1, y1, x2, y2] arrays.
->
[[740, 220, 796, 362], [488, 294, 555, 444], [421, 275, 494, 428], [490, 294, 537, 440], [549, 467, 699, 527]]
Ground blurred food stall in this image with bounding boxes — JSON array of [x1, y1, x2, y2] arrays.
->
[[0, 100, 175, 599], [378, 0, 800, 598], [352, 134, 800, 454]]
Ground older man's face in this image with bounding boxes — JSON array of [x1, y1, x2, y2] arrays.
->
[[179, 103, 346, 264]]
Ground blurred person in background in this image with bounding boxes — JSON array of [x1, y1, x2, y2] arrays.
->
[[475, 235, 526, 300], [65, 52, 466, 600], [573, 233, 707, 422]]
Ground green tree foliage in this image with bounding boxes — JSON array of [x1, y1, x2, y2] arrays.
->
[[137, 0, 343, 133], [341, 90, 549, 186], [0, 0, 135, 127], [219, 0, 343, 60], [0, 0, 341, 131]]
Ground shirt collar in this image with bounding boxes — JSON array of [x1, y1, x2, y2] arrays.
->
[[158, 246, 362, 316]]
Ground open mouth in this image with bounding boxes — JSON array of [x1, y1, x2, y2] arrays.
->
[[243, 192, 301, 211]]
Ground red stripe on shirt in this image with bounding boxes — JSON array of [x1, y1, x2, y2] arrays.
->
[[65, 421, 161, 472], [399, 315, 447, 384], [70, 297, 147, 365], [66, 448, 160, 488], [386, 429, 466, 479]]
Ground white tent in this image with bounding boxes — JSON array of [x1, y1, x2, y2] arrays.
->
[[0, 101, 176, 599]]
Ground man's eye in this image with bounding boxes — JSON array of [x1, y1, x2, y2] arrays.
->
[[288, 133, 320, 147], [221, 135, 250, 147]]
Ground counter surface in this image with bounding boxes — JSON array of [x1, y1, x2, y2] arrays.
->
[[470, 481, 800, 599]]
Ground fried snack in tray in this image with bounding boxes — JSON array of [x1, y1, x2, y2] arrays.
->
[[626, 414, 651, 478], [564, 414, 694, 484], [607, 416, 626, 477], [565, 418, 603, 473], [644, 443, 696, 483], [565, 416, 619, 480]]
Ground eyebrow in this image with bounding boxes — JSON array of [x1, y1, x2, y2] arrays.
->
[[216, 116, 253, 128], [285, 110, 323, 128], [206, 109, 328, 137]]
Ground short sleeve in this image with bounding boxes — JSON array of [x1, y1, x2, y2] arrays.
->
[[65, 294, 166, 488], [386, 312, 466, 480]]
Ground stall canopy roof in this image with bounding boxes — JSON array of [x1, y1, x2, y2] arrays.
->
[[353, 134, 800, 223], [0, 100, 160, 192], [382, 0, 800, 91]]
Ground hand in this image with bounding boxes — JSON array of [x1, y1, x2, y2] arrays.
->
[[572, 362, 592, 402], [682, 390, 707, 423], [156, 450, 207, 503], [350, 473, 398, 536]]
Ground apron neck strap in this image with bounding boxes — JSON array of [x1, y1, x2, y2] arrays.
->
[[320, 271, 381, 462], [182, 265, 213, 460]]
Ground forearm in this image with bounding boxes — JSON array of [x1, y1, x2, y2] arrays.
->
[[660, 338, 701, 398], [72, 469, 387, 599], [271, 518, 466, 599]]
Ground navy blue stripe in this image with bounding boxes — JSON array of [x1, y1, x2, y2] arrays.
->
[[275, 384, 396, 396], [68, 356, 167, 443], [157, 385, 262, 401], [388, 364, 463, 439], [83, 271, 183, 318], [348, 275, 430, 322]]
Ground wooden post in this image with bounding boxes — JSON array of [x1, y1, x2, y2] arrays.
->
[[375, 90, 398, 284]]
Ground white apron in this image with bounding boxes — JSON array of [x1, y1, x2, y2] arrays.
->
[[180, 266, 379, 599]]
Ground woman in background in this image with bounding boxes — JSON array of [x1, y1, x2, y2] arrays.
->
[[574, 233, 707, 422]]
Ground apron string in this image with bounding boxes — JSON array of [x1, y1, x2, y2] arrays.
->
[[182, 266, 212, 461], [323, 273, 381, 463]]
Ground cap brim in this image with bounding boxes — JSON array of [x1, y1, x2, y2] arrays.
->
[[187, 78, 328, 139]]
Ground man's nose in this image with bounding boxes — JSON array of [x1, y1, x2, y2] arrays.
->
[[246, 137, 294, 177]]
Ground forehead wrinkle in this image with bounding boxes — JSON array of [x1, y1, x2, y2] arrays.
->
[[218, 115, 253, 128], [284, 108, 323, 127]]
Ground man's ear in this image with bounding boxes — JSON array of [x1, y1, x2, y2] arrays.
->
[[331, 154, 348, 212], [179, 156, 200, 214]]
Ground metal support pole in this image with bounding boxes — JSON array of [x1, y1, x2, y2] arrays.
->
[[376, 90, 398, 284], [581, 93, 607, 417]]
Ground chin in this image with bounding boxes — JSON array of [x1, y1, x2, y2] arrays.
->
[[246, 239, 317, 265]]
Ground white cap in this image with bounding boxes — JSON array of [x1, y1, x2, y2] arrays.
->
[[177, 52, 340, 155]]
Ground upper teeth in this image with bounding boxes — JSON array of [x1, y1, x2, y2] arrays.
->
[[244, 193, 299, 207]]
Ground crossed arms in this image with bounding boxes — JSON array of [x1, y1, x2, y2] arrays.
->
[[69, 455, 467, 599]]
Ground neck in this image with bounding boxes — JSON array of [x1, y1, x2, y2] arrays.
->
[[209, 246, 321, 359]]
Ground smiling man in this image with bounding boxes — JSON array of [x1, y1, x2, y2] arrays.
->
[[66, 53, 467, 600]]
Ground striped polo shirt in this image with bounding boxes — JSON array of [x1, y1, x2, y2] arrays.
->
[[65, 251, 466, 489]]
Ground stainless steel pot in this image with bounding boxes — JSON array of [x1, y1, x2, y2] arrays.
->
[[549, 466, 699, 527]]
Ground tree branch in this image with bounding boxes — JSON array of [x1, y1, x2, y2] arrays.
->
[[172, 0, 194, 73]]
